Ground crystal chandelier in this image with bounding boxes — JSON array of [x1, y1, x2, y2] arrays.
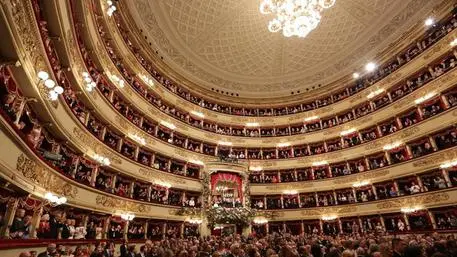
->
[[260, 0, 336, 38]]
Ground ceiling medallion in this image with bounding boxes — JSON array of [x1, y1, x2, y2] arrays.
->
[[260, 0, 336, 38]]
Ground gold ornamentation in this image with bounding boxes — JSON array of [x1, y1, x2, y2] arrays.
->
[[72, 127, 122, 164], [376, 192, 450, 209], [412, 149, 457, 167], [364, 126, 420, 150], [264, 182, 313, 191], [16, 154, 78, 198], [95, 195, 149, 213], [138, 168, 187, 185], [333, 169, 390, 185]]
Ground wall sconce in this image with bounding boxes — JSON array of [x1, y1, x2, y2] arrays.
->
[[44, 192, 67, 206], [190, 110, 205, 118], [249, 166, 263, 171], [160, 120, 176, 130], [353, 180, 370, 188], [82, 72, 96, 92], [110, 74, 124, 88], [383, 141, 402, 150], [367, 88, 385, 99], [93, 153, 111, 166], [155, 180, 171, 188], [38, 71, 63, 101], [312, 160, 328, 166], [277, 142, 291, 147], [321, 214, 338, 221], [128, 133, 146, 145], [246, 122, 260, 127], [340, 128, 357, 136], [106, 0, 117, 17], [139, 74, 154, 87], [304, 115, 319, 122], [283, 190, 298, 195], [440, 160, 457, 169], [401, 206, 423, 214], [253, 217, 268, 224], [186, 218, 203, 224], [189, 159, 204, 166], [118, 212, 135, 221], [415, 92, 436, 104]]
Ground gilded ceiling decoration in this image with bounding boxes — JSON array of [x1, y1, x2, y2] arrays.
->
[[126, 0, 444, 98]]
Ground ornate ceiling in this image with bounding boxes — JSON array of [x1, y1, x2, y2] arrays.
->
[[126, 0, 444, 99]]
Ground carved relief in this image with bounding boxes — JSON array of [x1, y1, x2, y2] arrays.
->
[[138, 168, 187, 185], [72, 127, 122, 164], [95, 195, 149, 213], [376, 192, 450, 209], [16, 154, 78, 199]]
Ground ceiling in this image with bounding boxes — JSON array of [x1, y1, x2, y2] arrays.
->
[[125, 0, 444, 99]]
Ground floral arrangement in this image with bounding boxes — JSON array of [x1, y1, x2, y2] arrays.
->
[[206, 206, 256, 228]]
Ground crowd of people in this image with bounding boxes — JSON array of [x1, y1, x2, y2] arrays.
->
[[15, 232, 457, 257]]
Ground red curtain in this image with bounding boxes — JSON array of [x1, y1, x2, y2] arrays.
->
[[211, 173, 243, 200]]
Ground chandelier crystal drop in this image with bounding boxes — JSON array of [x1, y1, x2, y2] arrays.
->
[[260, 0, 336, 38]]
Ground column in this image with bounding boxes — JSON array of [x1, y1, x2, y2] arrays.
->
[[428, 210, 437, 229], [130, 181, 135, 198], [352, 188, 358, 202], [123, 221, 130, 240], [301, 221, 305, 235], [403, 213, 411, 231], [442, 169, 452, 187], [180, 223, 184, 239], [90, 166, 99, 187], [441, 94, 451, 109], [371, 185, 378, 200], [385, 151, 392, 165], [0, 198, 19, 237], [416, 175, 424, 192], [162, 223, 167, 240], [319, 220, 324, 233], [103, 217, 110, 239], [144, 221, 149, 239], [429, 136, 439, 151], [379, 216, 386, 232], [30, 206, 43, 239], [280, 195, 284, 209]]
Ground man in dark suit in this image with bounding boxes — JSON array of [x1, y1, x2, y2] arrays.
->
[[37, 243, 56, 257], [60, 219, 71, 239], [120, 240, 128, 257], [392, 238, 407, 257]]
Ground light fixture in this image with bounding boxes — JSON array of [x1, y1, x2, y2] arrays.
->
[[321, 214, 337, 221], [352, 72, 360, 79], [277, 142, 291, 147], [260, 0, 336, 38], [367, 88, 385, 99], [365, 62, 376, 72], [186, 218, 203, 224], [383, 141, 402, 151], [44, 79, 56, 89], [155, 180, 171, 188], [440, 160, 457, 169], [44, 192, 67, 206], [304, 115, 319, 122], [93, 153, 111, 166], [110, 74, 124, 88], [190, 110, 205, 118], [249, 166, 263, 171], [106, 0, 117, 17], [401, 206, 423, 214], [139, 74, 154, 87], [160, 120, 176, 130], [38, 71, 63, 102], [38, 71, 49, 81], [424, 18, 434, 26], [128, 133, 146, 145], [253, 217, 268, 224], [312, 160, 328, 166], [218, 141, 233, 146], [415, 92, 436, 104], [450, 38, 457, 47], [119, 212, 135, 221], [353, 180, 370, 188], [189, 159, 204, 166], [246, 122, 260, 127], [340, 128, 357, 136], [283, 190, 298, 195], [82, 72, 97, 92]]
